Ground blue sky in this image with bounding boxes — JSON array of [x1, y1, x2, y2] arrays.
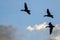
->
[[0, 0, 60, 40]]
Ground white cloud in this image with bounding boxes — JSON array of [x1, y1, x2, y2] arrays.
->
[[26, 22, 48, 31], [26, 23, 60, 40], [35, 22, 48, 30], [27, 26, 34, 31]]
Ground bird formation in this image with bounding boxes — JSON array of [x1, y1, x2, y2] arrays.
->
[[20, 2, 55, 35]]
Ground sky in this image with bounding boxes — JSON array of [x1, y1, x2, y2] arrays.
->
[[0, 0, 60, 40]]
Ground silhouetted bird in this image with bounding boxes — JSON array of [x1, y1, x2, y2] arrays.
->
[[44, 9, 53, 18], [46, 22, 55, 35], [21, 2, 31, 15]]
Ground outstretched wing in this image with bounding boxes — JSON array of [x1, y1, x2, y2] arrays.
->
[[24, 2, 28, 10], [47, 9, 51, 15], [50, 28, 53, 34]]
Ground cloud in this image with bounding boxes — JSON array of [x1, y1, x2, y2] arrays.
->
[[35, 22, 48, 30], [26, 22, 48, 31], [54, 36, 60, 40], [26, 23, 60, 40], [27, 26, 34, 31], [48, 36, 60, 40], [0, 25, 24, 40], [0, 25, 17, 40]]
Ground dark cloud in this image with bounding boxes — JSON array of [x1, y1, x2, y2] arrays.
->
[[0, 25, 24, 40]]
